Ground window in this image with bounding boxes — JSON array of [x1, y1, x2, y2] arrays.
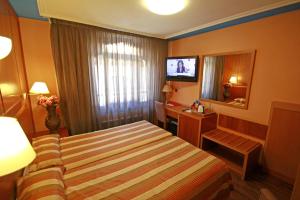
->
[[92, 42, 148, 107]]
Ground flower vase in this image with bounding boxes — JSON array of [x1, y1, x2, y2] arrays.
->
[[45, 105, 61, 133]]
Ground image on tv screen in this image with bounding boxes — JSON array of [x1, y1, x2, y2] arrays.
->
[[167, 58, 196, 77]]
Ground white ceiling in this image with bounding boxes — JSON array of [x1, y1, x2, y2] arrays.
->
[[37, 0, 299, 39]]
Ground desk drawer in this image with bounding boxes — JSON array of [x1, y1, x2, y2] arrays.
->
[[166, 109, 179, 119]]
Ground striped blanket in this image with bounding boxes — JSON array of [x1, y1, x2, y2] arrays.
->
[[25, 121, 232, 199], [60, 121, 172, 170], [64, 136, 232, 200]]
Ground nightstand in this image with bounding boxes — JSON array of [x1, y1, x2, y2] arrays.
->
[[33, 128, 69, 138]]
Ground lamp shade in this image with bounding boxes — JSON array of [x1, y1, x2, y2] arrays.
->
[[162, 84, 172, 93], [30, 82, 50, 94], [0, 36, 12, 59], [0, 117, 36, 176], [229, 76, 238, 84]]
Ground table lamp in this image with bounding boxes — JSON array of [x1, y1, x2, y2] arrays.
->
[[29, 82, 50, 94], [162, 83, 172, 104], [0, 117, 36, 176], [229, 75, 238, 85]]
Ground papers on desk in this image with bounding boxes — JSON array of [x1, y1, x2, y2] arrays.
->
[[166, 103, 174, 106], [182, 108, 192, 112]]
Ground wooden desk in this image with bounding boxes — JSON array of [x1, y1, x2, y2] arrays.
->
[[165, 104, 217, 147]]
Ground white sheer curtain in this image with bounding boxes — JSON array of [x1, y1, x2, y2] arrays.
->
[[89, 33, 166, 128], [201, 56, 224, 101], [202, 56, 217, 99]]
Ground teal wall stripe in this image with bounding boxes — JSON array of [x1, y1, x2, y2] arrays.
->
[[168, 2, 300, 40], [8, 0, 47, 21]]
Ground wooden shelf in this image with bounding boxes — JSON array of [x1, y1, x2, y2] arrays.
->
[[201, 129, 261, 180], [205, 145, 243, 175], [203, 129, 260, 154], [207, 150, 242, 175]]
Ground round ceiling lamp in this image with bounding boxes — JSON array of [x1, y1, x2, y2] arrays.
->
[[144, 0, 187, 15], [0, 36, 12, 60]]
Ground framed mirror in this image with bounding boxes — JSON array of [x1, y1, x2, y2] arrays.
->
[[200, 50, 256, 109]]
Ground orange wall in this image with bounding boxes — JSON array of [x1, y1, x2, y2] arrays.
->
[[19, 17, 58, 132], [168, 10, 300, 125]]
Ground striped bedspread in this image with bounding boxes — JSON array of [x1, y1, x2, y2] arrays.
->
[[64, 136, 232, 200], [60, 121, 172, 170]]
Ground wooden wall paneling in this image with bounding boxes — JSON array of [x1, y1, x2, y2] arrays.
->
[[264, 101, 300, 184], [4, 94, 33, 139], [223, 53, 252, 86], [230, 86, 247, 99], [0, 0, 34, 137], [200, 113, 217, 133], [0, 0, 35, 198], [218, 114, 268, 141]]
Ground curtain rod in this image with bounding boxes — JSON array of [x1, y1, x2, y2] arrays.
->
[[49, 18, 167, 41]]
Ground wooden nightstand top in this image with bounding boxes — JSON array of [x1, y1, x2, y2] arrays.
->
[[33, 128, 69, 138], [203, 129, 260, 154]]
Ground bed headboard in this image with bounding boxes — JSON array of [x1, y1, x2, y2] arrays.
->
[[1, 93, 35, 139]]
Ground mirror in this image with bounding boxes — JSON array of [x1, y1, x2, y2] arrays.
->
[[200, 50, 255, 109]]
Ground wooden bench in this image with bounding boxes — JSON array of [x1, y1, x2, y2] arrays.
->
[[201, 129, 261, 179], [201, 114, 267, 180]]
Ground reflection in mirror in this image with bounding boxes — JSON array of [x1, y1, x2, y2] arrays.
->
[[201, 51, 255, 109]]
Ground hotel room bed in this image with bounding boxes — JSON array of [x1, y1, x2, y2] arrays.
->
[[19, 121, 232, 200], [60, 121, 172, 170], [64, 136, 232, 200]]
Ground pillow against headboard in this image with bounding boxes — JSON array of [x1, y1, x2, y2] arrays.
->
[[28, 134, 64, 173], [17, 167, 66, 200]]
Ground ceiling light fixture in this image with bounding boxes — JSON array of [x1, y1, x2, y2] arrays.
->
[[144, 0, 187, 15]]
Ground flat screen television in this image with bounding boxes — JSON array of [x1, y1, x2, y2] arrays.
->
[[165, 56, 199, 82]]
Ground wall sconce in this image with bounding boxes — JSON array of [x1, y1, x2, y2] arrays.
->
[[0, 36, 12, 60]]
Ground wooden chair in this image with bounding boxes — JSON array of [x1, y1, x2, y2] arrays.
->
[[154, 101, 167, 129]]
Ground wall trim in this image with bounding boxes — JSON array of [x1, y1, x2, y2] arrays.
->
[[167, 1, 300, 40]]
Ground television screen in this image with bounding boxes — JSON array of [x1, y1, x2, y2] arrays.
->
[[166, 56, 199, 82]]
